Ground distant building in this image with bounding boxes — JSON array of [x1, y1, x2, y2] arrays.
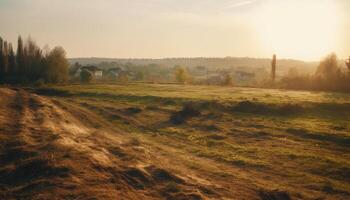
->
[[75, 65, 103, 79], [234, 71, 255, 81], [105, 67, 135, 81], [203, 74, 225, 85], [106, 67, 123, 79]]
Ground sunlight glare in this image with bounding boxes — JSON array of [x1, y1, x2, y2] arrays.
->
[[253, 0, 339, 60]]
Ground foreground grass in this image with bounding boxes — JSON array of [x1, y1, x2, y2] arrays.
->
[[38, 83, 350, 199]]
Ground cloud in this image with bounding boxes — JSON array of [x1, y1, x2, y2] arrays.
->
[[226, 0, 255, 9]]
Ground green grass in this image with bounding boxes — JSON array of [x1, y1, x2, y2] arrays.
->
[[42, 83, 350, 199]]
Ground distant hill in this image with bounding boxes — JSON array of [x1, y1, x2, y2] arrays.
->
[[68, 57, 318, 75]]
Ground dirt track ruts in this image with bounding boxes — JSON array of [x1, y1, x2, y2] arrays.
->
[[0, 88, 259, 200]]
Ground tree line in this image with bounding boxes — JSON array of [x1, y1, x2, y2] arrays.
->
[[0, 35, 69, 84], [279, 53, 350, 92]]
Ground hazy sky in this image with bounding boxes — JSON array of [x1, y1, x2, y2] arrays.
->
[[0, 0, 349, 60]]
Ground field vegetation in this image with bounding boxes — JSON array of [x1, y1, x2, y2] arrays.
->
[[31, 83, 350, 199]]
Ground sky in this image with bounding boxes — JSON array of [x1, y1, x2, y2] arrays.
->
[[0, 0, 349, 61]]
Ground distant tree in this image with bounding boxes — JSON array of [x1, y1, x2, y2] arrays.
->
[[175, 67, 189, 84], [280, 53, 350, 92], [271, 54, 277, 82], [80, 69, 93, 83], [118, 72, 129, 82], [44, 46, 69, 83], [287, 67, 299, 78], [223, 73, 233, 86], [134, 71, 144, 81], [25, 37, 43, 81], [315, 53, 340, 81], [346, 56, 350, 72], [0, 35, 69, 84]]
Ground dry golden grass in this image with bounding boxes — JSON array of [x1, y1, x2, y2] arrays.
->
[[1, 83, 350, 199]]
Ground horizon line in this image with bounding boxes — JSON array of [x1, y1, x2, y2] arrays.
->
[[67, 56, 321, 63]]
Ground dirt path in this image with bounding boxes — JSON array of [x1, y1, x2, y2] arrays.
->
[[0, 88, 281, 200]]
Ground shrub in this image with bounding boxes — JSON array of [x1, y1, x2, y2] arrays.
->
[[175, 67, 190, 84], [170, 103, 201, 124], [33, 78, 46, 88], [223, 74, 233, 86]]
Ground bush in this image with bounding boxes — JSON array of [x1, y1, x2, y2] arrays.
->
[[223, 74, 233, 86], [34, 78, 46, 88], [175, 67, 190, 84], [170, 103, 201, 124]]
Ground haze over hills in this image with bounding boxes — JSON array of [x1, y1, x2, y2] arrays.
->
[[69, 57, 318, 75]]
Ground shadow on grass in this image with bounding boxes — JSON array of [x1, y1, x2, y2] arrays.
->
[[33, 88, 350, 120], [286, 128, 350, 147]]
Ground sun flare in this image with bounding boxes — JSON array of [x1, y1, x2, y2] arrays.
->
[[253, 0, 339, 60]]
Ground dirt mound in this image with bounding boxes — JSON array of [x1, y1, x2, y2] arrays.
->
[[258, 190, 292, 200], [170, 103, 201, 124]]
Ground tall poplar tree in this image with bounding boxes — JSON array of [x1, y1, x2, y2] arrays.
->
[[3, 41, 9, 75], [8, 43, 16, 76], [271, 54, 277, 82], [16, 35, 24, 76], [0, 37, 3, 80]]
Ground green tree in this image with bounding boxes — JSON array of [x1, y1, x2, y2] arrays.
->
[[44, 46, 69, 83], [80, 69, 93, 83], [0, 35, 69, 84], [25, 37, 43, 81]]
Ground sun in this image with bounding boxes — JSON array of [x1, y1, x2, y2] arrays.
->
[[253, 0, 339, 60]]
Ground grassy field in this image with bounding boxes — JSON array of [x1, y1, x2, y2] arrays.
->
[[36, 83, 350, 199]]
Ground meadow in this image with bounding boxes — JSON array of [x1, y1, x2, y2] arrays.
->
[[34, 83, 350, 199]]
